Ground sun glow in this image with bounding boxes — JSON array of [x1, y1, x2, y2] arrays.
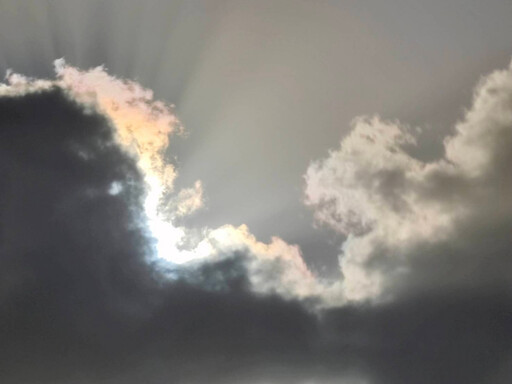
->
[[1, 59, 326, 301], [143, 175, 211, 264], [52, 59, 213, 264]]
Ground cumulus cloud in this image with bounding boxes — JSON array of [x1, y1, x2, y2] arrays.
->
[[204, 224, 323, 299], [0, 59, 322, 299], [0, 82, 324, 384], [1, 60, 512, 384], [305, 60, 512, 301], [57, 60, 325, 297]]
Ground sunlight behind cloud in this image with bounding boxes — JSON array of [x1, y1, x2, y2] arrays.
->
[[3, 59, 324, 300]]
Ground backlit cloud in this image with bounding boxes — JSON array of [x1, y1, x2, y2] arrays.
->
[[1, 59, 511, 384], [305, 60, 512, 301], [2, 60, 324, 300]]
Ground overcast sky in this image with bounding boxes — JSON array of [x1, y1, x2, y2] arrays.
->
[[1, 1, 512, 383]]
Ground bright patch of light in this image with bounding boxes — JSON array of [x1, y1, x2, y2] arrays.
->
[[143, 175, 211, 264]]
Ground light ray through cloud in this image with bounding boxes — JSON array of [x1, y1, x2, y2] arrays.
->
[[1, 59, 326, 300]]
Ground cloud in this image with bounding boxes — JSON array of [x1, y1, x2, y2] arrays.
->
[[320, 291, 512, 384], [0, 59, 322, 298], [1, 60, 511, 384], [53, 59, 324, 298], [0, 84, 325, 384], [53, 58, 181, 191], [204, 224, 323, 299], [163, 180, 204, 218], [305, 60, 512, 301]]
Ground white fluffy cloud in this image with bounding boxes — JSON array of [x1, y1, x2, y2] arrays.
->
[[305, 60, 512, 301]]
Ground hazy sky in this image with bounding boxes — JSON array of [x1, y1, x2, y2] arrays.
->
[[1, 1, 512, 383]]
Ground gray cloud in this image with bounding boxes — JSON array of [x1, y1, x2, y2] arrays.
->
[[0, 88, 322, 384], [305, 60, 512, 301], [1, 62, 512, 384]]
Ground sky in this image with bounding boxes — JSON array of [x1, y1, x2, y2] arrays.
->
[[1, 1, 512, 383]]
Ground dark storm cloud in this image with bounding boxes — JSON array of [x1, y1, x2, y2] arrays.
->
[[322, 291, 512, 384], [0, 88, 151, 381], [0, 87, 322, 384]]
